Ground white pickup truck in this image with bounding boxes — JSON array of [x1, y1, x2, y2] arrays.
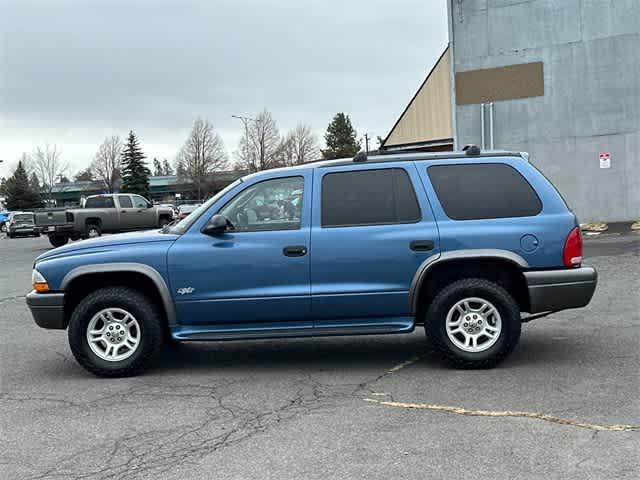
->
[[35, 194, 174, 247]]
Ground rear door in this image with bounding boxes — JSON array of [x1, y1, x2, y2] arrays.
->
[[116, 195, 138, 230], [310, 162, 440, 324]]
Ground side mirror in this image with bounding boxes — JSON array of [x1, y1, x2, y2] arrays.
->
[[202, 214, 229, 235]]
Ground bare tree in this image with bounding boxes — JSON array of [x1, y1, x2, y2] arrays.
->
[[286, 124, 319, 165], [236, 109, 281, 172], [177, 118, 228, 199], [32, 144, 68, 201], [91, 136, 123, 193]]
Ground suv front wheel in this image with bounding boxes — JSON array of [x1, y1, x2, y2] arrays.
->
[[68, 287, 163, 377], [425, 278, 521, 368]]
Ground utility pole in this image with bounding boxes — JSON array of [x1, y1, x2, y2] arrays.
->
[[364, 133, 370, 154], [232, 115, 257, 171]]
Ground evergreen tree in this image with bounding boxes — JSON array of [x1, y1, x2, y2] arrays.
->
[[0, 177, 7, 196], [29, 172, 41, 193], [120, 130, 150, 197], [5, 161, 42, 210], [321, 112, 360, 160]]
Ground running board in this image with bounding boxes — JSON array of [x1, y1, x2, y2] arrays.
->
[[171, 318, 414, 341]]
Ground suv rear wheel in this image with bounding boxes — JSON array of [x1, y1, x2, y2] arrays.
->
[[425, 278, 521, 368], [68, 287, 163, 377]]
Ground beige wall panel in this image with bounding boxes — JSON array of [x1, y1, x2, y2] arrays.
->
[[386, 49, 453, 146], [455, 62, 544, 105]]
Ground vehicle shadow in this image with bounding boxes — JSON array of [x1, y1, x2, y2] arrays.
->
[[149, 329, 583, 374], [153, 333, 434, 374]]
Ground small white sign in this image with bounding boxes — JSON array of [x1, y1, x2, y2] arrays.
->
[[599, 152, 611, 169]]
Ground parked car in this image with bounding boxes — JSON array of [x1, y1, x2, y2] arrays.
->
[[6, 211, 39, 238], [158, 204, 178, 219], [0, 210, 10, 233], [26, 147, 597, 377], [177, 204, 199, 219], [34, 194, 175, 247]]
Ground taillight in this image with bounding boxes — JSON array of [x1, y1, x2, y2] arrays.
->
[[563, 227, 583, 268]]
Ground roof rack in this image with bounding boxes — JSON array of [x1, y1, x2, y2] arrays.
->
[[318, 148, 524, 168], [462, 144, 481, 156]]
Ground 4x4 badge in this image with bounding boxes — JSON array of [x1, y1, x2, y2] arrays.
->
[[177, 287, 195, 295]]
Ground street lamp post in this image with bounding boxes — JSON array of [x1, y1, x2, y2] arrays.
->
[[231, 115, 257, 171]]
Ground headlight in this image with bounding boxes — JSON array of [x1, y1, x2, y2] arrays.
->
[[32, 269, 50, 293]]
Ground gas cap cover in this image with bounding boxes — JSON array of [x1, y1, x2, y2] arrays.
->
[[520, 234, 539, 253]]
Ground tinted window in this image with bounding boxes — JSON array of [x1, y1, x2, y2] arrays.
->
[[118, 195, 132, 208], [14, 214, 33, 222], [428, 163, 542, 220], [321, 168, 421, 227], [85, 196, 115, 208], [219, 176, 304, 231]]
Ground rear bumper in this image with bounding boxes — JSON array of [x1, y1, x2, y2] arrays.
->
[[524, 267, 597, 313], [40, 224, 74, 235], [26, 291, 66, 329], [9, 225, 37, 233]]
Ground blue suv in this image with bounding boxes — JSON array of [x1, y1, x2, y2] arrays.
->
[[27, 148, 597, 377]]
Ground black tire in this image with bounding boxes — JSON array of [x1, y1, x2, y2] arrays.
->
[[49, 234, 69, 248], [83, 222, 102, 239], [8, 233, 14, 239], [425, 278, 521, 369], [0, 223, 6, 233], [68, 287, 163, 377]]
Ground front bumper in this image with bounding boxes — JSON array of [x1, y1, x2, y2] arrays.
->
[[524, 267, 597, 313], [26, 291, 66, 329]]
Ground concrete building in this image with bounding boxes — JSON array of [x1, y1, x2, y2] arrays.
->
[[384, 1, 639, 222]]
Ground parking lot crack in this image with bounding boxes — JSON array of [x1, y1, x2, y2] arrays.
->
[[363, 398, 640, 432]]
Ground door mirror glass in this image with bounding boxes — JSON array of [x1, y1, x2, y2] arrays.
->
[[202, 214, 229, 235]]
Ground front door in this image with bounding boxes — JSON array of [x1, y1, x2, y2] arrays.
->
[[168, 172, 312, 326], [131, 195, 158, 228], [310, 162, 440, 323]]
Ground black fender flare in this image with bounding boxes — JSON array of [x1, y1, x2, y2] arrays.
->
[[408, 249, 529, 315], [60, 262, 177, 326]]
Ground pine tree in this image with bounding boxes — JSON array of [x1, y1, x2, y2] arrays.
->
[[321, 112, 360, 160], [0, 177, 7, 196], [5, 161, 42, 210], [120, 130, 150, 198]]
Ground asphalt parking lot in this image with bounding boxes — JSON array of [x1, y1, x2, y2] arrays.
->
[[1, 233, 639, 479]]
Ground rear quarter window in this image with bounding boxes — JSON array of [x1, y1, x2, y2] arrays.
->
[[427, 163, 542, 220]]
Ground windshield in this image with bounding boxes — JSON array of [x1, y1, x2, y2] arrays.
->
[[164, 179, 243, 235]]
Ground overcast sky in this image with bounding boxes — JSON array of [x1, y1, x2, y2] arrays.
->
[[0, 0, 448, 178]]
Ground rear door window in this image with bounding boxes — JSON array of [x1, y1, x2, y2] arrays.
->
[[427, 163, 542, 220], [321, 168, 421, 227], [118, 196, 133, 208]]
